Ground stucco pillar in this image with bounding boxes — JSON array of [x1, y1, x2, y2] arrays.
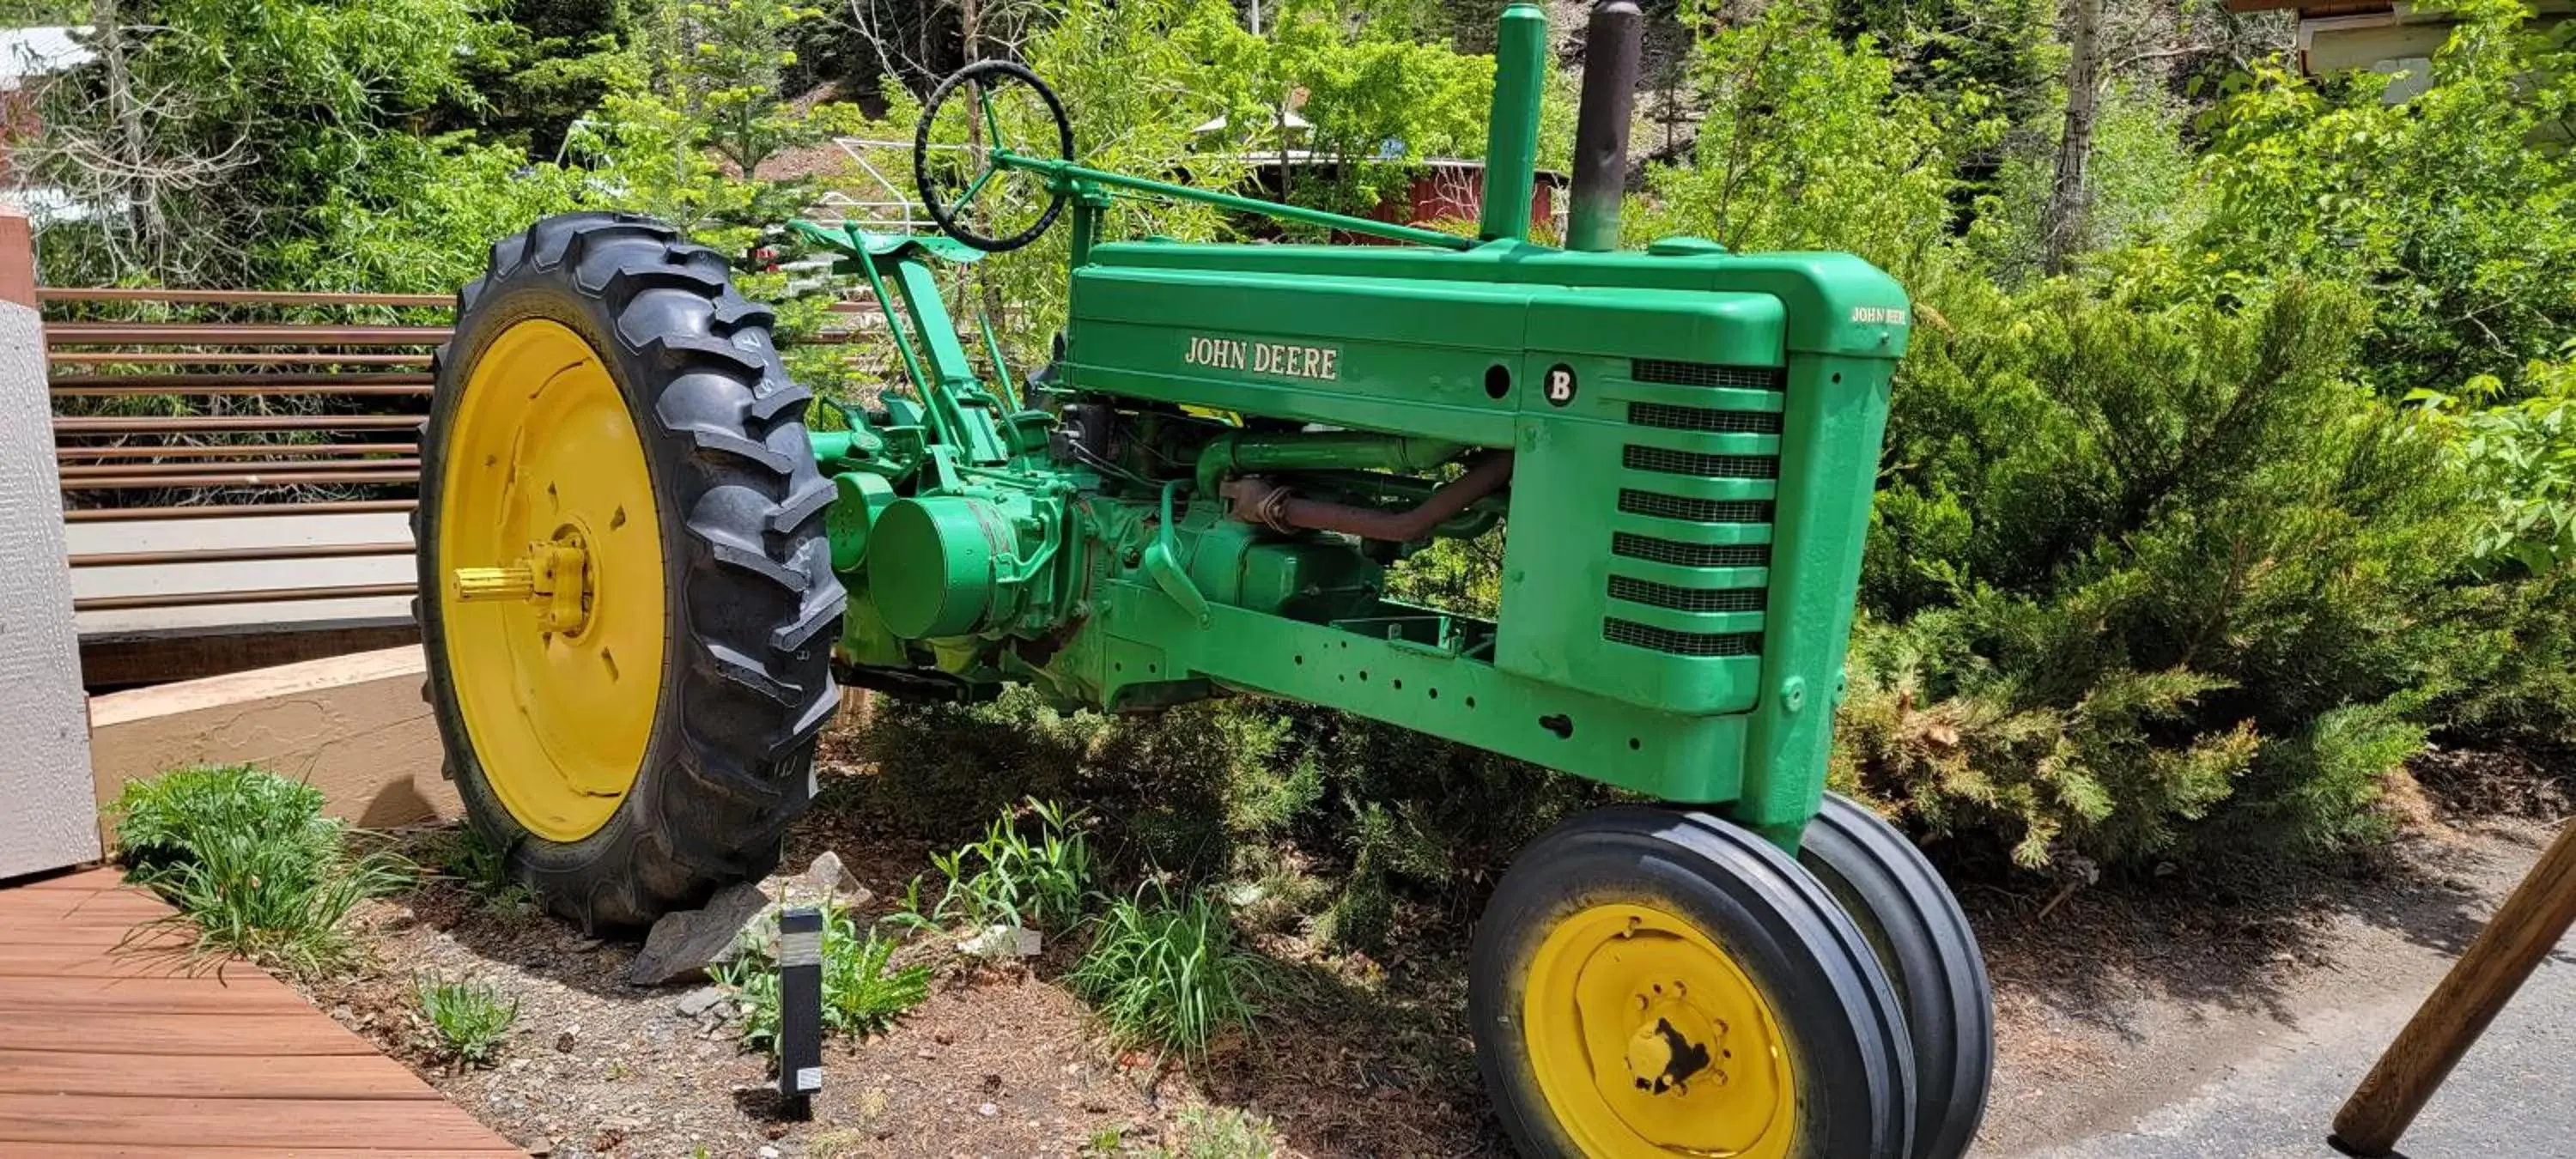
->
[[0, 204, 102, 878]]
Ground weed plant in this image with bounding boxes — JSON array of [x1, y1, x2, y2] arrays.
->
[[415, 975, 518, 1066], [901, 798, 1094, 932], [715, 902, 932, 1056], [1066, 886, 1265, 1059]]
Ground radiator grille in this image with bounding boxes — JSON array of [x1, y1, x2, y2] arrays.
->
[[1608, 576, 1765, 613], [1631, 360, 1784, 391], [1627, 403, 1783, 434], [1604, 618, 1764, 657], [1618, 490, 1773, 524], [1623, 446, 1780, 479], [1612, 533, 1771, 569]]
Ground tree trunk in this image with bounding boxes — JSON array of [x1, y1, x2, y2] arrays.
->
[[90, 0, 162, 270], [2043, 0, 2103, 276]]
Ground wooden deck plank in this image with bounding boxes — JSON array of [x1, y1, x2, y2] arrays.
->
[[1, 1148, 523, 1158], [7, 869, 125, 891], [0, 873, 519, 1155], [3, 1011, 379, 1057], [0, 1050, 438, 1100], [0, 1094, 518, 1149], [0, 923, 191, 949], [0, 941, 210, 977], [0, 890, 174, 918], [0, 974, 319, 1014]]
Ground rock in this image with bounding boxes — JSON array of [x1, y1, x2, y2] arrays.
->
[[959, 923, 1042, 958], [625, 882, 769, 986], [674, 986, 726, 1018], [977, 1102, 999, 1118], [757, 1147, 781, 1159], [782, 850, 872, 908]]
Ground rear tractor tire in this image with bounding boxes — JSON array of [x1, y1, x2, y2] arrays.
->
[[416, 211, 847, 932], [1471, 806, 1919, 1159]]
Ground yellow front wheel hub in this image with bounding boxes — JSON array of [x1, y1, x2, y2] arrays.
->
[[1524, 903, 1797, 1158], [437, 319, 666, 843]]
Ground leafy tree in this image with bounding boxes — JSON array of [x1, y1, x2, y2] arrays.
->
[[27, 0, 493, 285], [1628, 0, 1957, 280], [453, 0, 646, 160], [651, 0, 827, 179], [2196, 0, 2576, 397]]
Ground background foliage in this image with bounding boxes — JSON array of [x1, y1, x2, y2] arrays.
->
[[19, 0, 2576, 905]]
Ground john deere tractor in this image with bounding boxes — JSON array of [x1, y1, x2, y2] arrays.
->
[[415, 3, 1992, 1155]]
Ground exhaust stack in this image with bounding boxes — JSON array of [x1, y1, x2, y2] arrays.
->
[[1566, 1, 1643, 252]]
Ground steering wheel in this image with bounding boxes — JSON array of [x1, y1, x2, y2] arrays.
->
[[914, 59, 1074, 253]]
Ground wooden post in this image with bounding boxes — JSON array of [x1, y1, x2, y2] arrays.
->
[[2332, 816, 2576, 1156]]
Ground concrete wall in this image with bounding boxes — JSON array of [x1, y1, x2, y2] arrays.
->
[[88, 645, 459, 847], [0, 205, 101, 880]]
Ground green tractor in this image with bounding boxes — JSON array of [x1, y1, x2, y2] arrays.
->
[[413, 3, 1992, 1155]]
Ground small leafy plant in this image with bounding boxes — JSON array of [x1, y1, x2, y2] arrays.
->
[[909, 798, 1094, 932], [109, 763, 409, 977], [415, 975, 518, 1067], [1066, 887, 1265, 1059], [715, 902, 932, 1055]]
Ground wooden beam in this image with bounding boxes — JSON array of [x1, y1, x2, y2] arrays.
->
[[2332, 817, 2576, 1156]]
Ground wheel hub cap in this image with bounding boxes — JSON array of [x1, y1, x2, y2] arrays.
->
[[1523, 903, 1795, 1158], [436, 319, 665, 843]]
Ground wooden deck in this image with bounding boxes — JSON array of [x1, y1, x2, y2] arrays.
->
[[0, 866, 523, 1157]]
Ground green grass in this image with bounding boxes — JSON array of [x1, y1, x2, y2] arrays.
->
[[1066, 887, 1266, 1060], [415, 975, 518, 1067], [714, 902, 933, 1055], [109, 763, 410, 977], [413, 825, 534, 914], [900, 797, 1095, 932], [1154, 1107, 1284, 1158]]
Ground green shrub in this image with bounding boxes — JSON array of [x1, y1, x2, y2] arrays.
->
[[109, 764, 409, 976], [1841, 268, 2483, 867], [1066, 888, 1265, 1059], [715, 904, 931, 1055], [415, 976, 518, 1067]]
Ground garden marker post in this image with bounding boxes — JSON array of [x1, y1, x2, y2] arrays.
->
[[2332, 816, 2576, 1156], [778, 907, 823, 1120]]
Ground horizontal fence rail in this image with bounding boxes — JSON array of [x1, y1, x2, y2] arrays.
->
[[44, 278, 855, 648], [47, 286, 442, 626]]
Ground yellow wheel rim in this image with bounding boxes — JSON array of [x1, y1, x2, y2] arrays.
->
[[1523, 903, 1798, 1158], [438, 319, 665, 842]]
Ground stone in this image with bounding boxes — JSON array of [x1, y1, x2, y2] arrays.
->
[[782, 850, 872, 908], [959, 923, 1042, 958], [757, 1147, 781, 1159], [625, 881, 769, 986], [674, 986, 726, 1018], [977, 1102, 999, 1118]]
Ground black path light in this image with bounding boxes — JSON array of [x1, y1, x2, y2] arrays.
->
[[777, 906, 823, 1120]]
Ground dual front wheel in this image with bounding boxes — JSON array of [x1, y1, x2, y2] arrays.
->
[[1473, 796, 1993, 1159]]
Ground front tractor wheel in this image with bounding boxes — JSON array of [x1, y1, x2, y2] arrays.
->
[[1471, 807, 1918, 1159], [417, 212, 847, 932]]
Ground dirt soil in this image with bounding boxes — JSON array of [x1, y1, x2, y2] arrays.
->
[[291, 747, 2568, 1158]]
